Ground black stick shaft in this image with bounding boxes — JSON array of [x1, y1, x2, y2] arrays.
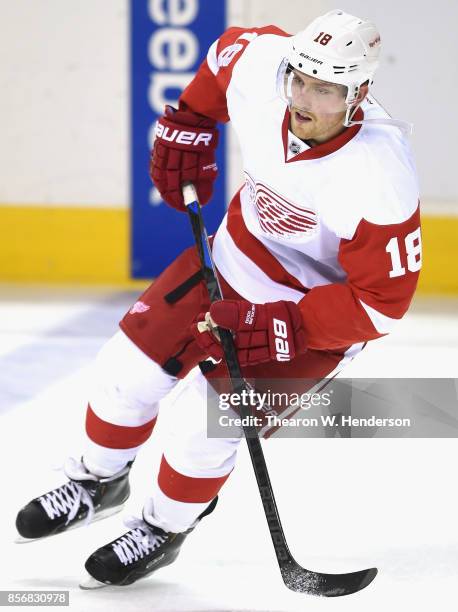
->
[[183, 184, 291, 567]]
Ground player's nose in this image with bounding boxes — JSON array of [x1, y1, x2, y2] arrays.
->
[[295, 87, 314, 111]]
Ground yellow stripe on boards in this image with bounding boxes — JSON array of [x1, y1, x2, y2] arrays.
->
[[418, 215, 458, 294], [0, 205, 148, 287], [0, 205, 456, 294]]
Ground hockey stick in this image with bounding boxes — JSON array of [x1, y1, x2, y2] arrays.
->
[[182, 182, 377, 597]]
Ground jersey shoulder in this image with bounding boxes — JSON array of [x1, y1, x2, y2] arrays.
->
[[207, 25, 290, 77], [321, 101, 419, 238]]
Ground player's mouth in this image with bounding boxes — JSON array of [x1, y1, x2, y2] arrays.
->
[[294, 110, 313, 123]]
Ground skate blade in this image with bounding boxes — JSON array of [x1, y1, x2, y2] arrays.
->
[[14, 503, 126, 544], [79, 572, 108, 590]]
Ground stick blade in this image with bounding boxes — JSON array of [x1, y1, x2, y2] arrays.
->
[[281, 560, 377, 597]]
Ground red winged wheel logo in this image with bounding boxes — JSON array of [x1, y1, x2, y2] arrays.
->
[[246, 174, 317, 239]]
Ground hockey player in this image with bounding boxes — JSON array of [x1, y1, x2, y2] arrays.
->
[[16, 10, 421, 588]]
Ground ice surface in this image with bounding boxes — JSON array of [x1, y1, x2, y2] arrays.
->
[[1, 288, 457, 611]]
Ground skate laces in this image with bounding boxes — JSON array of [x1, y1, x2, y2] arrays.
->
[[111, 516, 168, 566], [38, 458, 98, 525], [38, 481, 95, 525]]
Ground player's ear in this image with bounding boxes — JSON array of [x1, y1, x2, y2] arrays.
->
[[356, 81, 370, 104]]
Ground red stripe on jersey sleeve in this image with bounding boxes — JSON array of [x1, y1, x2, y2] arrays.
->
[[298, 205, 422, 350], [180, 26, 289, 122], [226, 189, 309, 294]]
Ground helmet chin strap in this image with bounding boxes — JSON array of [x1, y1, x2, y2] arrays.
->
[[344, 93, 413, 136], [343, 104, 359, 128], [342, 83, 361, 127]]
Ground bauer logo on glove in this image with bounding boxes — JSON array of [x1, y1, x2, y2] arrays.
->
[[192, 299, 307, 367], [154, 122, 215, 148], [149, 105, 219, 212]]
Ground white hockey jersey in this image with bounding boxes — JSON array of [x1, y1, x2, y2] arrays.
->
[[180, 26, 421, 352]]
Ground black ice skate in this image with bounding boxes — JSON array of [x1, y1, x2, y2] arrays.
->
[[80, 496, 218, 589], [15, 458, 131, 541]]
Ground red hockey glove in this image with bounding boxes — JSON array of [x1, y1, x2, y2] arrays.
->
[[192, 300, 307, 367], [149, 105, 219, 211]]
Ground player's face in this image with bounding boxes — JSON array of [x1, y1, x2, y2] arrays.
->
[[288, 71, 348, 143]]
